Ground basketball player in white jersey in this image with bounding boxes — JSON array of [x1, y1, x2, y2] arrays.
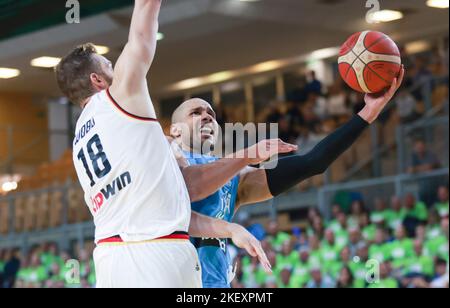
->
[[55, 0, 276, 288]]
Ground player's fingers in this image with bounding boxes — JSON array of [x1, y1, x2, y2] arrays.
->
[[280, 143, 298, 151], [245, 244, 258, 258], [254, 240, 270, 268], [386, 66, 405, 98], [387, 77, 398, 98], [252, 241, 272, 273], [396, 66, 405, 90], [277, 139, 298, 149]]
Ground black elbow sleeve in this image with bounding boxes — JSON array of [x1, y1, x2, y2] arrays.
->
[[265, 115, 368, 196]]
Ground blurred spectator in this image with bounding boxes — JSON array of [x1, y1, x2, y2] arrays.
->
[[302, 96, 321, 131], [336, 266, 354, 288], [265, 103, 283, 124], [295, 127, 326, 155], [285, 101, 305, 131], [266, 221, 290, 252], [286, 75, 308, 104], [424, 218, 448, 262], [434, 185, 449, 218], [395, 86, 420, 124], [425, 210, 441, 240], [348, 200, 367, 228], [408, 139, 441, 174], [410, 56, 433, 101], [390, 225, 414, 269], [306, 267, 335, 288], [387, 196, 404, 231], [370, 198, 389, 228], [327, 81, 349, 118], [305, 71, 322, 96], [369, 228, 390, 263], [2, 249, 20, 288], [278, 266, 295, 288], [359, 212, 376, 242], [430, 258, 449, 288], [278, 117, 297, 145], [348, 227, 364, 257], [403, 239, 434, 277], [310, 93, 328, 120], [403, 193, 428, 237]]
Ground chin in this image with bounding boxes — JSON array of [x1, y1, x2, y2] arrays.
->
[[201, 140, 215, 153]]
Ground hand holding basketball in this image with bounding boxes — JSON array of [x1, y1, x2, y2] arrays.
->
[[359, 65, 405, 124]]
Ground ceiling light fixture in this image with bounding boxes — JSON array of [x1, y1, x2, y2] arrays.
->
[[0, 67, 20, 79], [31, 56, 61, 68]]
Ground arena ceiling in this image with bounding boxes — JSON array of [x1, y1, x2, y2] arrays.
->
[[0, 0, 448, 97]]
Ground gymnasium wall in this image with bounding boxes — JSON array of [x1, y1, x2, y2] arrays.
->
[[0, 92, 49, 174]]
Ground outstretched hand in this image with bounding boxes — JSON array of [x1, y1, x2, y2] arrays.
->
[[229, 223, 272, 274]]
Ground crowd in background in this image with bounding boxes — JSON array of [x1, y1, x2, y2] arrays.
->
[[0, 185, 447, 288], [0, 243, 95, 288], [231, 185, 449, 288]]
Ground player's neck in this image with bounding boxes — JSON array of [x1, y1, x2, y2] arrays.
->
[[80, 96, 92, 109]]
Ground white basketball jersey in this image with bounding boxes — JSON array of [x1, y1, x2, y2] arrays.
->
[[72, 89, 191, 243]]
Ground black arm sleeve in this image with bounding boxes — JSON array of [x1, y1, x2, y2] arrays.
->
[[265, 115, 369, 196]]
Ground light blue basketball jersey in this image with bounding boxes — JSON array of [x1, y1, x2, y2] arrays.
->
[[183, 151, 240, 288]]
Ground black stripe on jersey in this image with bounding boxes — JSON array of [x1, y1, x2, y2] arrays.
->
[[106, 88, 158, 122]]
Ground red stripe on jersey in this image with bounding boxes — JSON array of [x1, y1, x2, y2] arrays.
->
[[106, 88, 158, 122], [98, 232, 190, 244]]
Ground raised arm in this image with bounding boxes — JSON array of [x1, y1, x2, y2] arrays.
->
[[236, 67, 405, 208], [109, 0, 162, 118]]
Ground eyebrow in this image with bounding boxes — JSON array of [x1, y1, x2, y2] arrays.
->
[[190, 106, 216, 118]]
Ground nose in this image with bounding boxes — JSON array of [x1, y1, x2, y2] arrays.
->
[[202, 111, 213, 124]]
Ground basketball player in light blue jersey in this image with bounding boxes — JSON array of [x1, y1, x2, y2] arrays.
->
[[170, 69, 405, 287]]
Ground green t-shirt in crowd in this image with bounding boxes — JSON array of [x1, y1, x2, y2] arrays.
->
[[426, 224, 443, 240], [40, 252, 63, 269], [327, 220, 343, 233], [434, 201, 449, 218], [18, 266, 49, 283], [370, 210, 389, 224], [384, 210, 404, 231], [335, 230, 349, 249], [276, 251, 299, 269], [369, 243, 391, 263], [368, 278, 398, 288], [291, 261, 313, 288], [349, 261, 368, 288], [402, 202, 428, 221], [425, 235, 449, 261], [403, 254, 434, 276], [320, 242, 340, 263], [362, 224, 377, 241], [389, 239, 414, 268], [268, 232, 291, 251], [324, 261, 343, 280], [308, 249, 322, 268]]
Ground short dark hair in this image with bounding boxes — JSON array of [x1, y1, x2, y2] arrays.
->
[[55, 43, 102, 104]]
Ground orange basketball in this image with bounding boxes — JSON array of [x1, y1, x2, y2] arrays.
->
[[338, 31, 402, 94]]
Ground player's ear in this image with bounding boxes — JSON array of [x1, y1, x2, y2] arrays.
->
[[170, 124, 182, 139], [90, 73, 108, 91]]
